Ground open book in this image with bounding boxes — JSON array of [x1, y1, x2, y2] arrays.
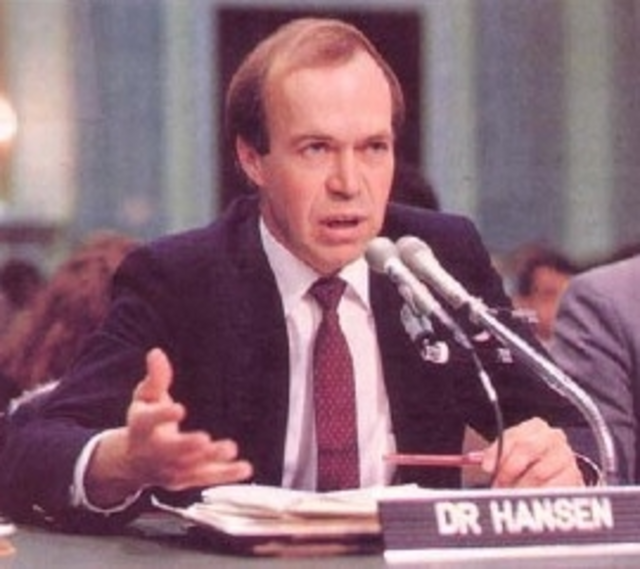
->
[[153, 484, 431, 555]]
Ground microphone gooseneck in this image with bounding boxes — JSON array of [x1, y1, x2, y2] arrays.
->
[[397, 235, 618, 485]]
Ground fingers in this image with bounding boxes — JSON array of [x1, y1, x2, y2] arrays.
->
[[128, 399, 186, 440], [152, 438, 254, 491], [125, 409, 255, 490], [128, 431, 253, 490], [124, 348, 254, 490], [87, 349, 253, 506], [482, 417, 583, 488], [128, 349, 183, 439], [133, 348, 174, 404]]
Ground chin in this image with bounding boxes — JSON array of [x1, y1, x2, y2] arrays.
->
[[327, 252, 364, 274], [307, 239, 368, 274]]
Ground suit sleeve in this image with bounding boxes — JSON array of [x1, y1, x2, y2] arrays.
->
[[0, 246, 177, 526], [550, 276, 636, 482]]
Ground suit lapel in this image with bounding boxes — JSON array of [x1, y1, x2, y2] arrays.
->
[[212, 200, 290, 484], [370, 271, 428, 444], [370, 264, 466, 460]]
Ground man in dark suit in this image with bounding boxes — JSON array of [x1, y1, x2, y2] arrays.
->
[[0, 17, 590, 526]]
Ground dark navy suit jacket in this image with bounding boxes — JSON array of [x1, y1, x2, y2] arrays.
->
[[0, 196, 588, 525]]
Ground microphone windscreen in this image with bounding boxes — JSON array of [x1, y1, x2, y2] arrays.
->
[[365, 237, 397, 274], [397, 235, 434, 262]]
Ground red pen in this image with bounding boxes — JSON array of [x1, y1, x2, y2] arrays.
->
[[384, 451, 484, 467]]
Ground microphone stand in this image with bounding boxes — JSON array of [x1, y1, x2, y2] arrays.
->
[[462, 297, 618, 486]]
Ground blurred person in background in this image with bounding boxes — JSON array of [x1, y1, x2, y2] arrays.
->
[[0, 232, 138, 414], [550, 251, 640, 484], [511, 245, 579, 346], [0, 257, 45, 339]]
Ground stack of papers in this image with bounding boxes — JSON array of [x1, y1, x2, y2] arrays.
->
[[153, 484, 430, 555]]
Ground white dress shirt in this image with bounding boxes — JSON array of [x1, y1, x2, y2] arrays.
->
[[260, 220, 395, 489]]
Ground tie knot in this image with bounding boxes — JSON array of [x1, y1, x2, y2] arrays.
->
[[309, 277, 346, 313]]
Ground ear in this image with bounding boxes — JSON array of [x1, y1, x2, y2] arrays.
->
[[235, 136, 265, 188]]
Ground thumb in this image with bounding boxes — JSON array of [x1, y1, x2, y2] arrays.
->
[[133, 348, 174, 404]]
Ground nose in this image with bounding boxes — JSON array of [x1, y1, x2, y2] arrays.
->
[[326, 150, 361, 197]]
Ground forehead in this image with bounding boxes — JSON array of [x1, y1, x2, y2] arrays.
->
[[266, 25, 368, 77], [264, 52, 393, 129]]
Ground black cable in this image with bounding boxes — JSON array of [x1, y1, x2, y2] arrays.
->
[[400, 301, 505, 488], [466, 348, 504, 488]]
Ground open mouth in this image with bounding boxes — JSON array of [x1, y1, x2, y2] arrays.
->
[[325, 218, 360, 228], [322, 215, 363, 229]]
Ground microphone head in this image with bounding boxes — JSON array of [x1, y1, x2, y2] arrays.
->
[[365, 237, 398, 274], [397, 235, 435, 262], [397, 235, 470, 310]]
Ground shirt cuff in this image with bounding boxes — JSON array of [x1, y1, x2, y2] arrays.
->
[[70, 430, 143, 514]]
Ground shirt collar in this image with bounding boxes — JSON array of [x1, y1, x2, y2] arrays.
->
[[259, 218, 371, 316]]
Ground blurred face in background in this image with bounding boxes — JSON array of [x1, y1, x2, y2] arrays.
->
[[515, 265, 572, 342]]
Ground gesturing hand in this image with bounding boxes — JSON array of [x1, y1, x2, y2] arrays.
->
[[85, 348, 253, 508]]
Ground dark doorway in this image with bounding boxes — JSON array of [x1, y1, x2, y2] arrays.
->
[[215, 7, 423, 209]]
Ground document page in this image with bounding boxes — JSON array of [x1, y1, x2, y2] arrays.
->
[[154, 484, 431, 539]]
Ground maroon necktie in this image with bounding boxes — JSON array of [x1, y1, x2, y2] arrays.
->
[[309, 276, 360, 491]]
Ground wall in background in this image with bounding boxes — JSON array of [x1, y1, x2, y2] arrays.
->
[[0, 0, 639, 265]]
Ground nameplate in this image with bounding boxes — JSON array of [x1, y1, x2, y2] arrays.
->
[[379, 486, 640, 558]]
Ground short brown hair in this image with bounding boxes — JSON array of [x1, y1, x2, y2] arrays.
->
[[225, 17, 405, 155]]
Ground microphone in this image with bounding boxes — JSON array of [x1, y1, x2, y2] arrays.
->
[[396, 235, 482, 314], [397, 235, 618, 485], [368, 236, 504, 484], [365, 237, 470, 346]]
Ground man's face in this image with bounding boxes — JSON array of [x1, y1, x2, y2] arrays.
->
[[237, 51, 395, 275]]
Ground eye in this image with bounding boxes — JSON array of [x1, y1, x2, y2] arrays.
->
[[361, 139, 392, 161], [301, 140, 331, 158], [369, 139, 391, 153]]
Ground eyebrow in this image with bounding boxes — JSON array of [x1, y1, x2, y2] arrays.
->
[[290, 130, 394, 146]]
